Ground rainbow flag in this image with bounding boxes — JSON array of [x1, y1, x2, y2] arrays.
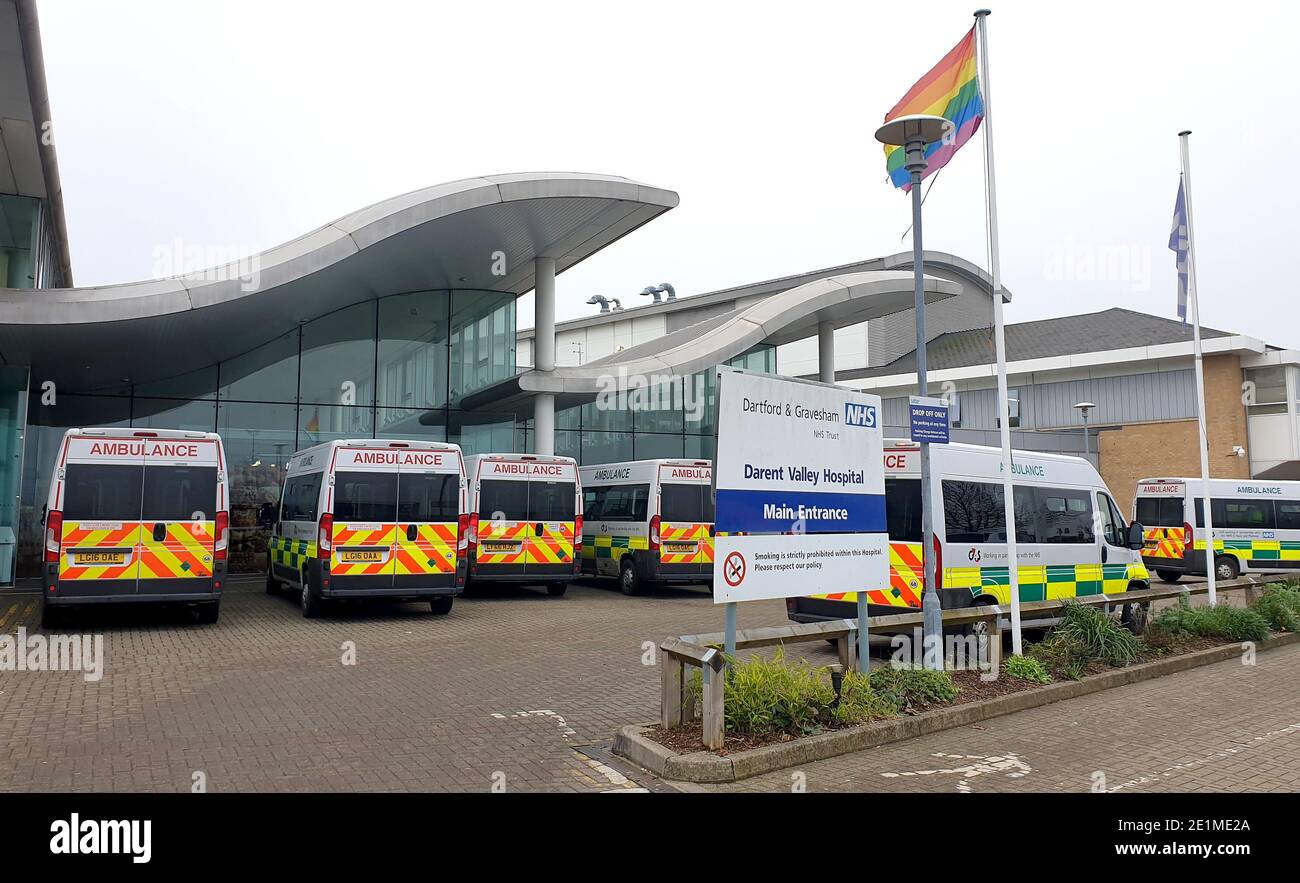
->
[[884, 27, 984, 191]]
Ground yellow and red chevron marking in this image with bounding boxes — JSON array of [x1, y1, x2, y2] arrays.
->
[[1143, 527, 1186, 560], [394, 522, 458, 575], [59, 521, 141, 581], [331, 523, 396, 575], [816, 541, 923, 608], [476, 520, 528, 565], [660, 522, 711, 564], [527, 522, 574, 566], [139, 521, 215, 579]]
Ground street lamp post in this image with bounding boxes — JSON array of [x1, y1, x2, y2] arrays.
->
[[875, 114, 954, 672], [1074, 401, 1096, 459]]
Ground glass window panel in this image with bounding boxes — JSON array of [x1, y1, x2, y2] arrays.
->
[[300, 302, 376, 406], [397, 473, 459, 522], [142, 466, 218, 521], [450, 290, 515, 402], [529, 480, 576, 522], [298, 404, 374, 446], [63, 464, 142, 521], [634, 378, 686, 434], [684, 434, 715, 461], [334, 471, 397, 522], [216, 400, 298, 573], [478, 479, 528, 520], [132, 398, 216, 432], [634, 432, 684, 460], [580, 430, 633, 465], [379, 290, 449, 411], [219, 330, 299, 402], [134, 366, 218, 400]]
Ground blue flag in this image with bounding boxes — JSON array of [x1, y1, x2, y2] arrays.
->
[[1169, 180, 1189, 322]]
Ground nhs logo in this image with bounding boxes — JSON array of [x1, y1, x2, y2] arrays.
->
[[845, 402, 877, 428]]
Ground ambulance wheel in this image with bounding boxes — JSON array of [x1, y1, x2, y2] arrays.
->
[[619, 559, 641, 596], [1215, 555, 1239, 582], [265, 567, 281, 595], [1121, 601, 1149, 635], [301, 572, 324, 619], [195, 602, 220, 625], [429, 596, 453, 615], [1155, 569, 1182, 584], [40, 600, 63, 630], [546, 582, 568, 598]]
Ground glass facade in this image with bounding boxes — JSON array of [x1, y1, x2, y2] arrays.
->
[[16, 290, 517, 578]]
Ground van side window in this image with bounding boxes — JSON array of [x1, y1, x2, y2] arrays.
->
[[885, 478, 922, 542], [1196, 498, 1276, 530], [1096, 492, 1123, 546], [583, 489, 603, 520], [600, 484, 650, 522], [1278, 502, 1300, 530], [1034, 488, 1095, 544], [281, 473, 322, 522], [942, 480, 1005, 543]]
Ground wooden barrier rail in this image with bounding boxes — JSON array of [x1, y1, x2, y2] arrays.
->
[[661, 573, 1293, 749]]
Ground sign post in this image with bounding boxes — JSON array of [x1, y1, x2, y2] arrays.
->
[[712, 366, 889, 673]]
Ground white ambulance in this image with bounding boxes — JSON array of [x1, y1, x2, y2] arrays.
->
[[1133, 477, 1300, 582], [267, 439, 469, 618], [787, 441, 1149, 625], [578, 459, 714, 595], [41, 428, 230, 628], [464, 454, 582, 597]]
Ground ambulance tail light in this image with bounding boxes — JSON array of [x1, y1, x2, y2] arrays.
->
[[45, 510, 62, 563], [1183, 521, 1193, 544], [932, 534, 942, 593], [457, 513, 472, 555], [214, 511, 229, 561], [649, 514, 661, 552], [318, 514, 333, 558], [573, 515, 584, 569]]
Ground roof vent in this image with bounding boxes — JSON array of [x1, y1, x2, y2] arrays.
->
[[586, 295, 611, 314], [639, 283, 676, 303]]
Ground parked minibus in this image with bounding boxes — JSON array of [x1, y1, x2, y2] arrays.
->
[[464, 453, 582, 597], [787, 441, 1148, 625], [41, 428, 230, 628], [267, 439, 469, 618], [578, 459, 714, 595], [1133, 477, 1300, 582]]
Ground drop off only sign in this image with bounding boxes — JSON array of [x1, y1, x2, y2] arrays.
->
[[713, 368, 889, 603]]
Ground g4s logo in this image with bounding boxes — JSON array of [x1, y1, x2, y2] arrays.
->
[[967, 547, 982, 563]]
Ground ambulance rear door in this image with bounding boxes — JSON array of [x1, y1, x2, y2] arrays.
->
[[393, 448, 461, 588], [136, 436, 221, 595], [56, 434, 146, 597], [329, 448, 399, 587]]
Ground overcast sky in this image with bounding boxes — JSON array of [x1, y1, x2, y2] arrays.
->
[[37, 0, 1300, 347]]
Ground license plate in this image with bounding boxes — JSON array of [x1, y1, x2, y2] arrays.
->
[[73, 551, 127, 565], [482, 542, 518, 552], [664, 542, 695, 553], [340, 550, 384, 563]]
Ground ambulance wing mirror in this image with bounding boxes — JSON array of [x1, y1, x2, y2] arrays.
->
[[1126, 522, 1145, 551]]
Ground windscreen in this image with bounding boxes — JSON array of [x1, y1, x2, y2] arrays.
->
[[660, 483, 713, 523], [478, 480, 528, 521], [398, 473, 459, 522], [141, 466, 218, 521], [334, 471, 398, 522], [63, 464, 143, 521], [529, 481, 576, 522], [1135, 496, 1183, 527]]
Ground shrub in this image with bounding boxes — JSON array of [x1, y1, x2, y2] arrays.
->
[[1148, 595, 1271, 643], [719, 649, 894, 738], [1003, 654, 1052, 685], [1252, 584, 1300, 633], [869, 665, 958, 713], [1053, 601, 1141, 667]]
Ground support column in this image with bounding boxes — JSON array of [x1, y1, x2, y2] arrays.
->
[[818, 321, 835, 384], [534, 257, 556, 456]]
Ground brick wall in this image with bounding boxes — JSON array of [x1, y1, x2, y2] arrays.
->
[[1098, 354, 1250, 515]]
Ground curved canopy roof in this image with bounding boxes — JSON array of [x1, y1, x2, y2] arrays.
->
[[0, 171, 678, 391], [461, 270, 962, 411]]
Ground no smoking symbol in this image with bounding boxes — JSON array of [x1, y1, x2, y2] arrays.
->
[[723, 551, 746, 587]]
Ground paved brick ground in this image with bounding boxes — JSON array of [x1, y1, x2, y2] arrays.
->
[[0, 577, 780, 793], [1, 579, 1295, 793], [700, 643, 1300, 793]]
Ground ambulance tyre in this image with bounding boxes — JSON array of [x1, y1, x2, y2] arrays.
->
[[546, 582, 568, 598], [1215, 555, 1239, 582], [301, 570, 324, 619], [429, 596, 453, 615], [1121, 597, 1149, 635], [619, 558, 641, 596], [265, 566, 281, 595], [1155, 569, 1182, 584], [40, 600, 63, 630], [195, 601, 220, 625]]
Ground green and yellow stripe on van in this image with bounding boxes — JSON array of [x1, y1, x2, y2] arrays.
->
[[1193, 539, 1300, 562], [947, 561, 1150, 604], [269, 535, 316, 571], [582, 534, 651, 561]]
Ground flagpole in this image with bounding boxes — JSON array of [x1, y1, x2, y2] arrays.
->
[[1179, 130, 1218, 604], [974, 9, 1023, 656]]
